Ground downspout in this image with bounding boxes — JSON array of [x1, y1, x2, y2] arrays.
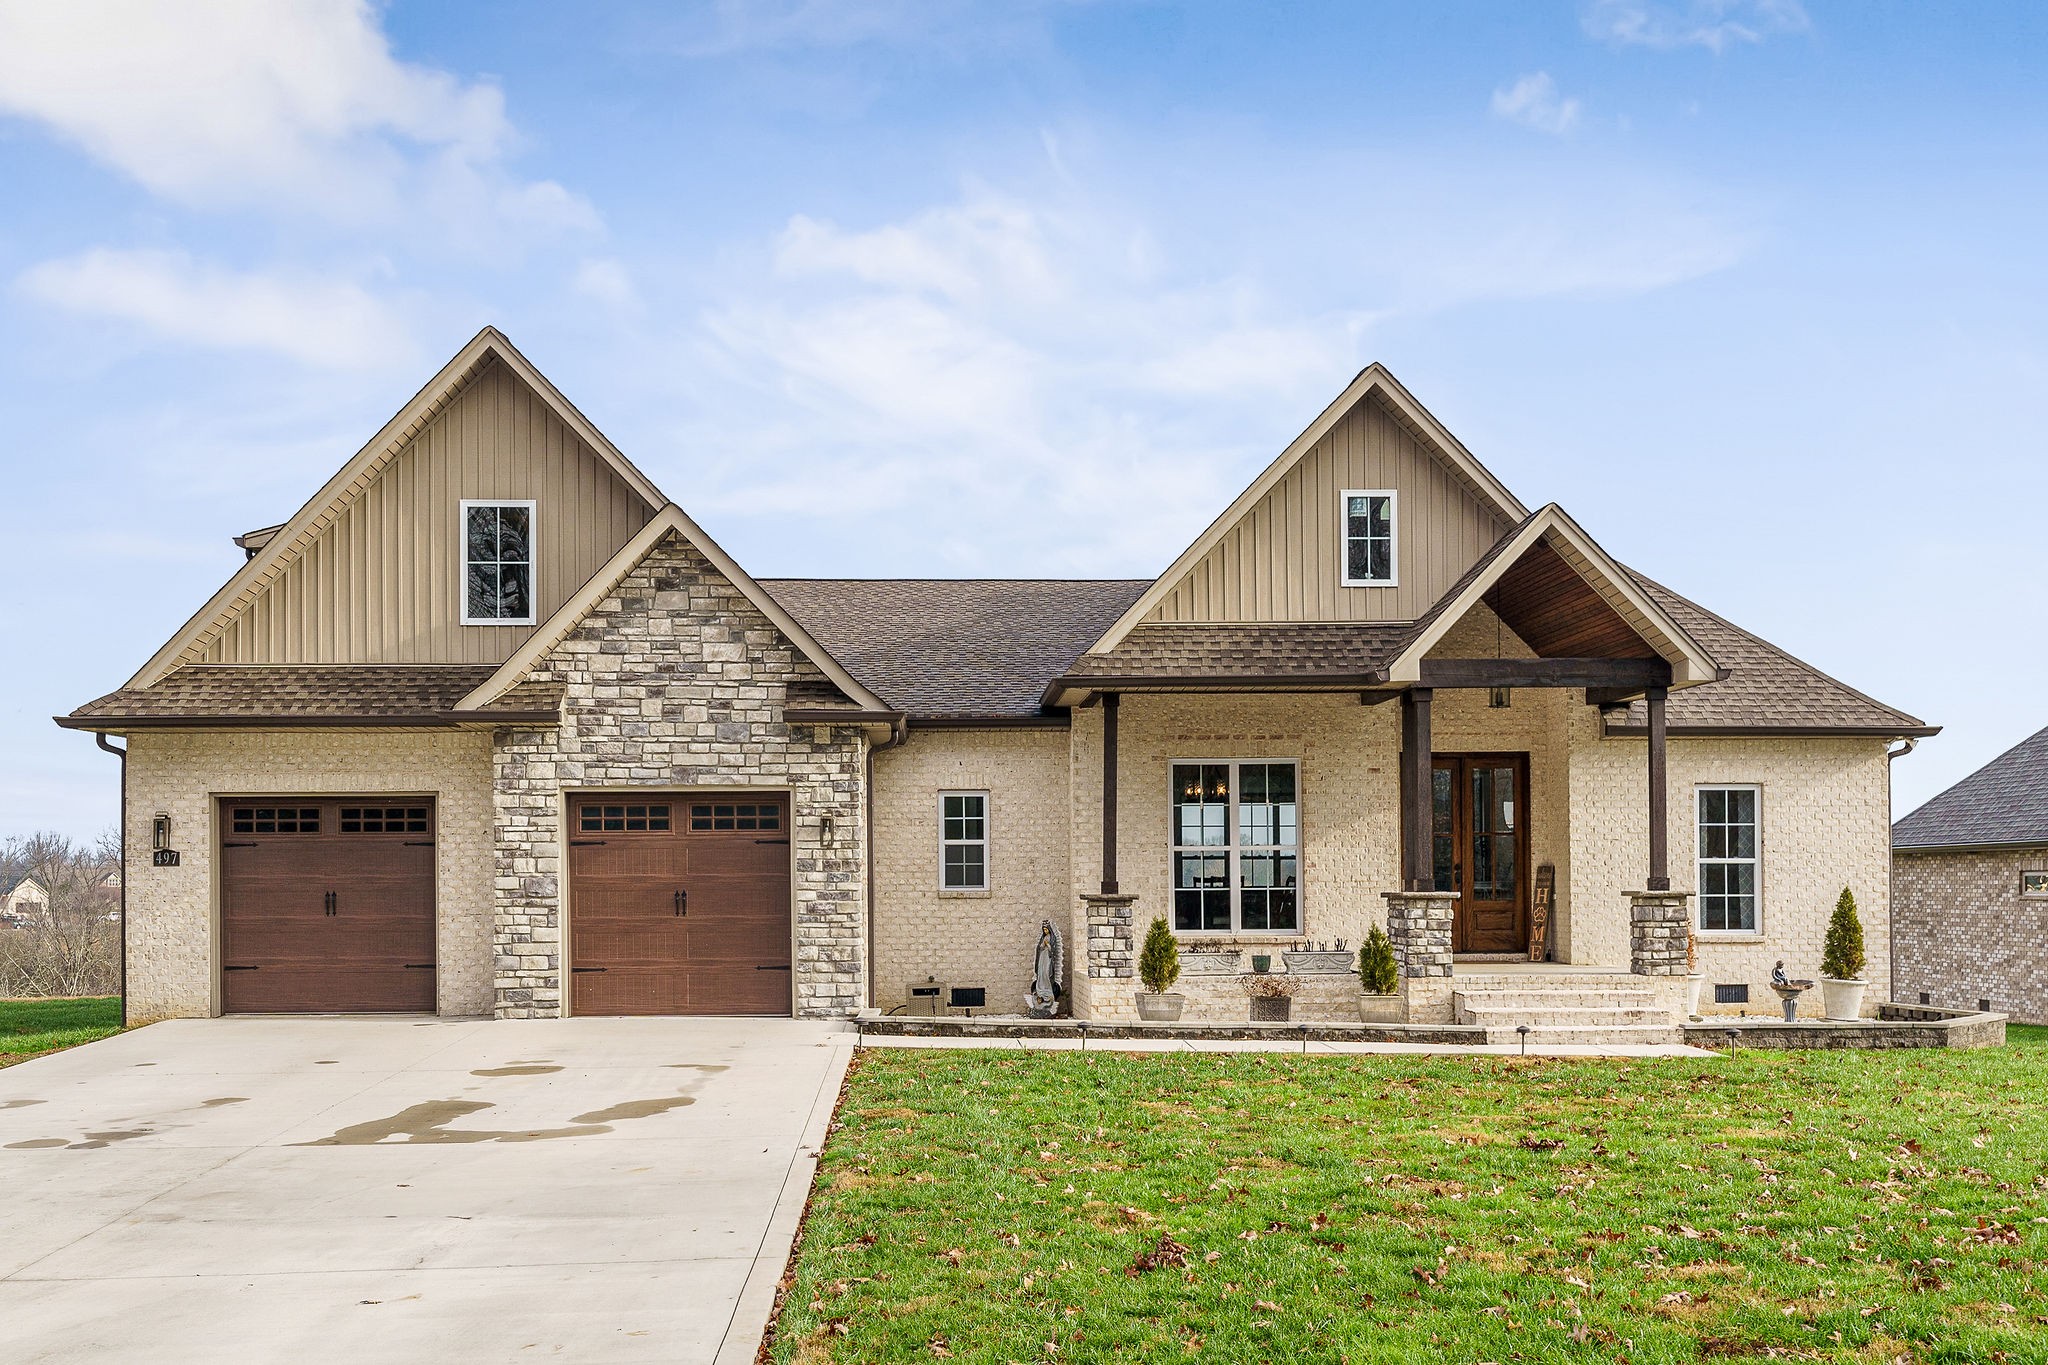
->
[[863, 716, 908, 1011], [95, 733, 128, 1029], [1884, 736, 1919, 1006]]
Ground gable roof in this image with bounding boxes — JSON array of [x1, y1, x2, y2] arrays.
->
[[1089, 364, 1531, 653], [760, 579, 1149, 721], [1381, 504, 1721, 686], [58, 665, 555, 730], [1893, 724, 2048, 850], [126, 327, 668, 689], [456, 505, 892, 717]]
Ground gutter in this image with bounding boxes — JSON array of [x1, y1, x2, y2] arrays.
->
[[863, 714, 908, 1011], [1600, 722, 1944, 740], [55, 711, 560, 731], [94, 734, 128, 1029]]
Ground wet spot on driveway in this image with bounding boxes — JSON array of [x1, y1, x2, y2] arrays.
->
[[470, 1065, 562, 1077]]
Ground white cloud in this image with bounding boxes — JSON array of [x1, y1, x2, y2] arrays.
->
[[0, 0, 594, 246], [1491, 72, 1583, 135], [573, 258, 642, 313], [658, 0, 1075, 58], [16, 249, 412, 370], [1581, 0, 1810, 53]]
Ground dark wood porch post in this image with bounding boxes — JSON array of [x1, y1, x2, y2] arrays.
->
[[1646, 686, 1670, 891], [1399, 687, 1434, 891], [1100, 691, 1120, 895]]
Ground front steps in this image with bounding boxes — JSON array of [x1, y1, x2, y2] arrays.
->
[[1453, 972, 1683, 1047]]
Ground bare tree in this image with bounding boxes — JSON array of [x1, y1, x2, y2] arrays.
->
[[1, 830, 121, 999]]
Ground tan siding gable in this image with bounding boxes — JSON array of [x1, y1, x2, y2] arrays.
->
[[197, 358, 655, 664], [1145, 394, 1509, 623]]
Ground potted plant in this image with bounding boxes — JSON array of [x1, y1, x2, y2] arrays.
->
[[1134, 917, 1185, 1022], [1684, 923, 1705, 1019], [1242, 971, 1296, 1022], [1357, 925, 1401, 1024], [1819, 887, 1868, 1020]]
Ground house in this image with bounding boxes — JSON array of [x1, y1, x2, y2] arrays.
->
[[1892, 725, 2048, 1024], [1, 874, 49, 925], [59, 328, 1934, 1029]]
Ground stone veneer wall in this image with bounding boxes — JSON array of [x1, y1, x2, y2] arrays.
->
[[121, 729, 495, 1019], [1893, 846, 2048, 1024], [1566, 703, 1895, 1017], [870, 727, 1072, 1013], [491, 531, 867, 1018]]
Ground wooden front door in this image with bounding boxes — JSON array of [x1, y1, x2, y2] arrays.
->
[[218, 798, 437, 1013], [568, 795, 792, 1016], [1430, 755, 1531, 954]]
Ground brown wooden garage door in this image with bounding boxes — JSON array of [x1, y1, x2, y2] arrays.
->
[[568, 796, 791, 1016], [218, 798, 436, 1013]]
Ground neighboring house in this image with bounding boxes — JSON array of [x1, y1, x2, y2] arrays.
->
[[1, 874, 49, 924], [59, 328, 1933, 1025], [1892, 725, 2048, 1024]]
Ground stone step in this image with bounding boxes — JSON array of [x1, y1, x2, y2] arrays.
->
[[1458, 1004, 1674, 1029], [1453, 988, 1662, 1012], [1482, 1022, 1684, 1047], [1453, 972, 1640, 991]]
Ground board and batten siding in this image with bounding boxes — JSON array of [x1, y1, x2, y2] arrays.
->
[[1144, 395, 1508, 624], [197, 359, 656, 665]]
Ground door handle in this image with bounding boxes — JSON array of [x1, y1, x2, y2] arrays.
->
[[674, 889, 687, 917], [324, 890, 338, 916]]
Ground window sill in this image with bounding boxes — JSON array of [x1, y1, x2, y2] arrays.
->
[[938, 888, 992, 899], [1696, 932, 1766, 944], [1174, 933, 1307, 944]]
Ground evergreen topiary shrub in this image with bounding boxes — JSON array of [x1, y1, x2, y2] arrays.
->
[[1358, 924, 1399, 996], [1138, 917, 1181, 995], [1821, 887, 1866, 981]]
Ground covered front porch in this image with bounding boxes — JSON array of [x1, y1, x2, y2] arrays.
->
[[1049, 507, 1724, 1033]]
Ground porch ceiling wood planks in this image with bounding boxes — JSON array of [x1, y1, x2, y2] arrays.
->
[[1488, 539, 1661, 660]]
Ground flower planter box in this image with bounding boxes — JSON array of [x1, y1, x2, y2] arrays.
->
[[1282, 950, 1353, 975], [1357, 993, 1402, 1025], [1135, 992, 1185, 1022], [1177, 950, 1242, 977], [1249, 995, 1291, 1022]]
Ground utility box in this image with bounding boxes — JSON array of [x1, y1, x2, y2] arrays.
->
[[902, 980, 946, 1016]]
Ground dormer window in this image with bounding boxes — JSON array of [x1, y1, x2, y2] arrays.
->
[[461, 500, 536, 625], [1341, 489, 1396, 586]]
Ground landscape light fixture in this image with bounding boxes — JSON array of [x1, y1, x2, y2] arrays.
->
[[1516, 1023, 1531, 1055]]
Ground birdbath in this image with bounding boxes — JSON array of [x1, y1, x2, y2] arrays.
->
[[1769, 960, 1815, 1022]]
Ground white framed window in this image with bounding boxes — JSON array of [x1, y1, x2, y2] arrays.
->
[[2022, 871, 2048, 899], [939, 791, 988, 891], [1171, 760, 1299, 933], [1340, 489, 1397, 587], [460, 500, 537, 625], [1696, 785, 1760, 932]]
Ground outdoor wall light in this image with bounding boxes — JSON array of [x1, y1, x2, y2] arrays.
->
[[1489, 686, 1512, 709], [819, 814, 835, 844], [151, 812, 172, 851]]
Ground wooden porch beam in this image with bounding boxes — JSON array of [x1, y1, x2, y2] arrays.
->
[[1646, 686, 1670, 892], [1419, 658, 1672, 689], [1399, 687, 1433, 891], [1100, 691, 1120, 896]]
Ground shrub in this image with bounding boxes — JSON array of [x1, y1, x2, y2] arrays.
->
[[1358, 925, 1398, 995], [1137, 917, 1181, 995], [1821, 887, 1866, 981]]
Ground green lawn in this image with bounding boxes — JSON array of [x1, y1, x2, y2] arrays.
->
[[774, 1042, 2048, 1364], [0, 996, 122, 1067]]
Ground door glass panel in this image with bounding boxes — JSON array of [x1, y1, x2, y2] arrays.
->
[[1469, 765, 1518, 901], [1431, 767, 1455, 893]]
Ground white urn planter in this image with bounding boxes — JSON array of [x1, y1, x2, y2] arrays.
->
[[1135, 992, 1185, 1022], [1684, 973, 1706, 1018], [1358, 993, 1403, 1025], [1819, 977, 1868, 1021]]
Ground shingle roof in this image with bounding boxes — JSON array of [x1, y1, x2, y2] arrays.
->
[[759, 579, 1149, 720], [1062, 622, 1412, 682], [1603, 578, 1934, 736], [62, 665, 545, 725], [1893, 725, 2048, 850]]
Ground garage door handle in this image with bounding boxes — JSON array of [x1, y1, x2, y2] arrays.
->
[[403, 840, 434, 847], [755, 838, 790, 845], [674, 889, 687, 917], [572, 966, 607, 974], [222, 840, 257, 848], [756, 965, 792, 971], [404, 964, 435, 970], [224, 965, 258, 971], [570, 839, 606, 846], [324, 890, 338, 916]]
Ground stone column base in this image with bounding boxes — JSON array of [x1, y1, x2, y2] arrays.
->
[[1628, 889, 1694, 978], [1074, 892, 1139, 1018], [1385, 890, 1459, 1024]]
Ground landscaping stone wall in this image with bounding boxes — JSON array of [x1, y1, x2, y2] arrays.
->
[[1893, 845, 2048, 1024], [491, 530, 867, 1019], [121, 729, 495, 1019]]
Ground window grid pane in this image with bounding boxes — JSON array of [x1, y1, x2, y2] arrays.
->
[[940, 793, 988, 889], [464, 503, 534, 621], [1171, 760, 1301, 933], [1344, 494, 1394, 583], [1696, 787, 1759, 932]]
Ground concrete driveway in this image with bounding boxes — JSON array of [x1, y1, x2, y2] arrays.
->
[[0, 1016, 852, 1364]]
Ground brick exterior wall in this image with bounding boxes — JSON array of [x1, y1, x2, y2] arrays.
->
[[1893, 845, 2048, 1024], [121, 729, 494, 1020], [490, 530, 867, 1019], [870, 727, 1072, 1013], [1566, 702, 1895, 1017]]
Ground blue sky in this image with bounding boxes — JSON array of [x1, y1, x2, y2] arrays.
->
[[1, 0, 2043, 839]]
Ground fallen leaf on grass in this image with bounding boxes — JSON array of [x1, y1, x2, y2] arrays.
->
[[1253, 1299, 1282, 1312], [1127, 1234, 1192, 1277], [1519, 1137, 1565, 1152]]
